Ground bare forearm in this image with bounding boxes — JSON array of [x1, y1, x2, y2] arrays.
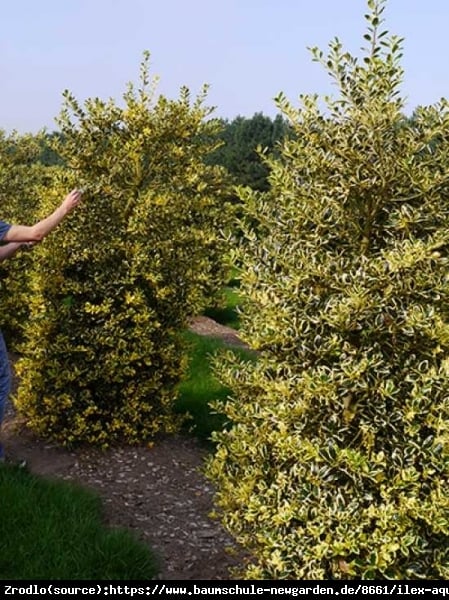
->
[[32, 204, 69, 241], [3, 189, 82, 243], [0, 242, 25, 261], [4, 205, 68, 243]]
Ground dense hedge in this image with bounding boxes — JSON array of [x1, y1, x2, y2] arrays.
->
[[207, 0, 449, 579], [13, 54, 230, 446], [0, 131, 56, 347]]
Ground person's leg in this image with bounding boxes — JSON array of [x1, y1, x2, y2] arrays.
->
[[0, 331, 11, 461]]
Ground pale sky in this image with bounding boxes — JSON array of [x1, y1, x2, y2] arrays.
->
[[1, 0, 448, 132]]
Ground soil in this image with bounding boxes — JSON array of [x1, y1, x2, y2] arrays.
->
[[1, 317, 251, 581]]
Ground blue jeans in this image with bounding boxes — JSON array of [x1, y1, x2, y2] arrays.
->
[[0, 331, 11, 459]]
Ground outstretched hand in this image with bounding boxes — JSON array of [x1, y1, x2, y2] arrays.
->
[[61, 189, 83, 215]]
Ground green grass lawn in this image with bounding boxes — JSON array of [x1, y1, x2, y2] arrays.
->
[[0, 464, 158, 580], [203, 286, 242, 330], [204, 265, 243, 330], [175, 330, 255, 443], [176, 273, 252, 442]]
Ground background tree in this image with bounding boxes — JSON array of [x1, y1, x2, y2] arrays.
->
[[36, 132, 65, 167], [207, 0, 449, 579], [207, 112, 290, 192]]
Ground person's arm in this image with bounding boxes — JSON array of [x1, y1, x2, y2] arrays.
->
[[3, 189, 82, 243], [0, 242, 27, 262]]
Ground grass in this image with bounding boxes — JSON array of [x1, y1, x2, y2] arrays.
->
[[0, 464, 158, 580], [178, 273, 252, 442], [204, 285, 242, 330], [176, 331, 255, 443]]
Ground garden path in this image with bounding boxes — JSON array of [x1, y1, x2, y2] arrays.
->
[[2, 316, 250, 580]]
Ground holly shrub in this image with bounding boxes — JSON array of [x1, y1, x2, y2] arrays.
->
[[207, 0, 449, 579], [0, 131, 56, 347], [13, 54, 230, 446]]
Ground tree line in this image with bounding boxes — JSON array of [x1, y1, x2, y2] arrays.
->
[[36, 112, 291, 192]]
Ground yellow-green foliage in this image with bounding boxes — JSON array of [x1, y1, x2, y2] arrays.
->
[[54, 51, 229, 314], [0, 131, 57, 347], [207, 0, 449, 579], [14, 54, 230, 446]]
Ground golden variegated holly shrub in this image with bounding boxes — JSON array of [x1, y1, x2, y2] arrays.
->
[[14, 54, 230, 446], [207, 0, 449, 579], [0, 130, 58, 348]]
